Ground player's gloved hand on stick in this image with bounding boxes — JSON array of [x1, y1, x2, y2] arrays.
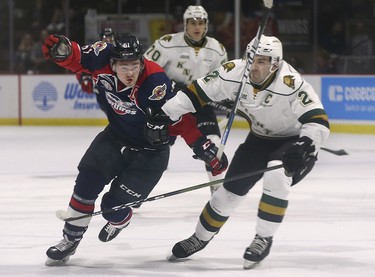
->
[[144, 107, 170, 146], [191, 136, 228, 176], [42, 34, 72, 61], [282, 136, 315, 176]]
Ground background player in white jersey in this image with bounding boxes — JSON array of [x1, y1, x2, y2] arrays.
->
[[159, 35, 330, 269], [144, 5, 228, 194]]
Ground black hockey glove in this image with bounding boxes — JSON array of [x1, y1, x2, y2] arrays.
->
[[191, 136, 228, 176], [282, 136, 316, 177], [42, 34, 72, 62], [144, 107, 170, 146]]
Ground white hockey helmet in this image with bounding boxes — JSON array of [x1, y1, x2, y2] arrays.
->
[[247, 35, 283, 69], [183, 5, 209, 39]]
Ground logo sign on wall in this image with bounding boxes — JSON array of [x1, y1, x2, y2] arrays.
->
[[32, 81, 58, 111], [321, 76, 375, 120], [22, 75, 105, 119]]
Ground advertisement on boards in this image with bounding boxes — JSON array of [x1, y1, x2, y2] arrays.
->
[[321, 76, 375, 121], [21, 75, 106, 124], [0, 75, 19, 123]]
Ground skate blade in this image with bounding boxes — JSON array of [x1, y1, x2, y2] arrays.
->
[[243, 260, 261, 270], [167, 253, 180, 262], [45, 256, 70, 266]]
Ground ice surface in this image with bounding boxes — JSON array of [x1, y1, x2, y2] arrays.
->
[[1, 126, 374, 276]]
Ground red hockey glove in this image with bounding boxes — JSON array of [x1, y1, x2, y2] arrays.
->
[[79, 73, 94, 94], [42, 34, 72, 62], [191, 136, 228, 176]]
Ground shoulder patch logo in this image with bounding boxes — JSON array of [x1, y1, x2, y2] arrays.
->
[[283, 75, 295, 89], [223, 62, 235, 72], [149, 83, 167, 100], [93, 41, 107, 56], [161, 35, 172, 42]]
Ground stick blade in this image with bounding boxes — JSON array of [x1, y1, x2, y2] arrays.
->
[[335, 149, 349, 156], [321, 147, 349, 156], [55, 209, 69, 221]]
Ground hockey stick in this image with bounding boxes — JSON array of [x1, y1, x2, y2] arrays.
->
[[217, 0, 273, 159], [321, 147, 348, 156], [56, 164, 283, 222]]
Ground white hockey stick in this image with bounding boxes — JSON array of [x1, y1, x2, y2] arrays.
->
[[217, 0, 273, 159]]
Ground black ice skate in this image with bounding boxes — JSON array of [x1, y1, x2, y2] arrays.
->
[[168, 233, 210, 261], [45, 238, 80, 266], [98, 210, 132, 242], [243, 234, 273, 269]]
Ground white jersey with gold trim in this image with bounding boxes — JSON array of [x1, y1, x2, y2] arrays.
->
[[163, 59, 329, 149], [144, 32, 227, 85]]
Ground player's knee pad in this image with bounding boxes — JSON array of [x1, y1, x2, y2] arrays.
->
[[101, 191, 132, 222], [263, 160, 292, 199], [110, 177, 144, 204], [209, 185, 245, 217], [74, 167, 107, 200]]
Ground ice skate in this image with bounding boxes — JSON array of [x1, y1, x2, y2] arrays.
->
[[243, 234, 273, 269], [45, 238, 80, 266], [168, 233, 210, 261], [98, 210, 132, 242]]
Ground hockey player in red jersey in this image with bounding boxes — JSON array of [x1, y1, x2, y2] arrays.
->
[[42, 33, 227, 266]]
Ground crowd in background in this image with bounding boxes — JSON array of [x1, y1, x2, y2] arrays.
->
[[1, 0, 374, 74]]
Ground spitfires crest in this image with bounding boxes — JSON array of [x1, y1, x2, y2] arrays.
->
[[105, 92, 135, 115], [92, 41, 107, 56], [149, 83, 167, 100]]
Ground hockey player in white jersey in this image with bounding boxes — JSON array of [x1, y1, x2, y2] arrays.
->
[[160, 35, 330, 269], [144, 5, 228, 194]]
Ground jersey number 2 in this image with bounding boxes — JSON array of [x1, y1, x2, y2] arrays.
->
[[298, 91, 313, 106]]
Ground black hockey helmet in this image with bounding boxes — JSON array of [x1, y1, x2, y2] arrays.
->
[[100, 27, 115, 42], [111, 34, 143, 61]]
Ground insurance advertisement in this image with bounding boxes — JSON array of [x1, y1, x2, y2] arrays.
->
[[21, 75, 106, 124], [321, 76, 375, 121]]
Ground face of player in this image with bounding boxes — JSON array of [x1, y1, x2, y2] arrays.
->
[[102, 36, 114, 43], [249, 56, 272, 84], [113, 60, 142, 87], [186, 18, 206, 42]]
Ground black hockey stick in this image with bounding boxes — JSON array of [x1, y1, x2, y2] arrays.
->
[[56, 164, 283, 222], [217, 0, 273, 159], [321, 147, 348, 156]]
